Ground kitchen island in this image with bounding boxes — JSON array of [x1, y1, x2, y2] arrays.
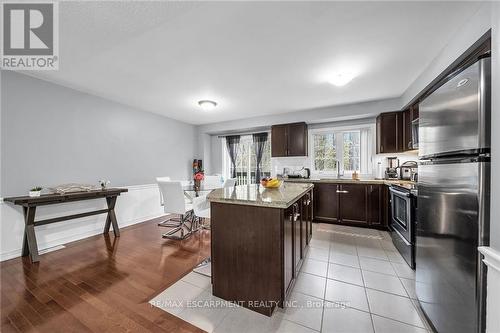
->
[[207, 182, 314, 316]]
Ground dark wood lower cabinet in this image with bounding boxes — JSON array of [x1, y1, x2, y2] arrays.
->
[[284, 206, 294, 295], [312, 182, 387, 229], [339, 184, 367, 225], [293, 203, 302, 273], [367, 184, 383, 226], [314, 183, 339, 222]]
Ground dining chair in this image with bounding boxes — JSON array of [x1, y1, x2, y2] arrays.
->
[[157, 180, 196, 239], [204, 175, 223, 188], [223, 178, 237, 188], [192, 194, 212, 277], [193, 193, 211, 229], [156, 176, 182, 227]]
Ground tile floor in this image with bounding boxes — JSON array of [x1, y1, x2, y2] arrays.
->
[[150, 223, 431, 333]]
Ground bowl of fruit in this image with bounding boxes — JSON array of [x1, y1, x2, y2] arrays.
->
[[260, 177, 282, 189]]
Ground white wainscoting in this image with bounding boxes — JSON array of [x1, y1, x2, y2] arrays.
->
[[0, 184, 164, 262], [479, 246, 500, 333]]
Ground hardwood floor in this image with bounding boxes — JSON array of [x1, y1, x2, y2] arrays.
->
[[0, 217, 210, 333]]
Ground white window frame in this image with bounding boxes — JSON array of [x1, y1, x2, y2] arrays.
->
[[309, 124, 374, 176]]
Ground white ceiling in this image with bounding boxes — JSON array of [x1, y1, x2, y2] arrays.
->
[[28, 1, 481, 125]]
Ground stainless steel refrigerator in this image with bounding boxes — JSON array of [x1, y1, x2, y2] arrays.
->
[[416, 56, 490, 333]]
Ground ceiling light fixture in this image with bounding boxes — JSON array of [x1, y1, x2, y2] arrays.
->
[[198, 100, 217, 111], [327, 72, 356, 87]]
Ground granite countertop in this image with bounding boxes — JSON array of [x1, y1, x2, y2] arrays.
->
[[207, 183, 314, 209], [283, 178, 416, 186]]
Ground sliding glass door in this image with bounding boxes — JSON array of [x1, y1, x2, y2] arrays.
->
[[224, 135, 271, 185]]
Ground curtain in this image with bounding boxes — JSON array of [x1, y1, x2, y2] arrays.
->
[[253, 132, 268, 183], [225, 135, 240, 178]]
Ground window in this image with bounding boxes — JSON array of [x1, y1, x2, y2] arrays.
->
[[310, 126, 372, 175], [223, 134, 271, 185]]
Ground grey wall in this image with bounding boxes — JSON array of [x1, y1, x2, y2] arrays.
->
[[1, 71, 197, 196]]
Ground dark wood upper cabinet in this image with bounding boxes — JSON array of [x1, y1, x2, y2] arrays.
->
[[271, 122, 307, 157], [271, 125, 288, 157], [410, 104, 419, 121], [402, 109, 412, 151], [401, 104, 420, 151], [376, 111, 403, 154]]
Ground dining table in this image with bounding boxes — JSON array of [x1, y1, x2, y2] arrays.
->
[[182, 184, 220, 201]]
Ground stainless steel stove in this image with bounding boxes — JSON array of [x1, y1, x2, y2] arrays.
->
[[389, 184, 417, 269]]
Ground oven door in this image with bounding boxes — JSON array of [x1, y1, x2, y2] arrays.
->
[[390, 187, 412, 243]]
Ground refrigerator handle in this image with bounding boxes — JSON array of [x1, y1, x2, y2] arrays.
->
[[478, 57, 491, 150], [477, 160, 490, 333]]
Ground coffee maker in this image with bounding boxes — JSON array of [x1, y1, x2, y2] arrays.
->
[[385, 157, 399, 179]]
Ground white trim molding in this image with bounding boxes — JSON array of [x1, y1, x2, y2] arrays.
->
[[479, 246, 500, 333], [0, 183, 165, 262]]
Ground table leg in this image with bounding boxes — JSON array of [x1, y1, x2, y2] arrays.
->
[[104, 196, 120, 237], [21, 207, 29, 256], [22, 206, 39, 263]]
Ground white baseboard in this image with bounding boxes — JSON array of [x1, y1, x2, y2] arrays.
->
[[0, 183, 164, 262], [479, 246, 500, 333]]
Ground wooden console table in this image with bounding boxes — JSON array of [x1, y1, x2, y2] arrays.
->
[[3, 188, 128, 263]]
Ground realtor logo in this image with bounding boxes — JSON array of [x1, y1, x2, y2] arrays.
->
[[1, 1, 59, 70]]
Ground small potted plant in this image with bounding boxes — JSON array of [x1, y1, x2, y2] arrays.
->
[[99, 180, 110, 190], [29, 187, 43, 197]]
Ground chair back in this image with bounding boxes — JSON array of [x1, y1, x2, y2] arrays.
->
[[193, 194, 211, 218], [204, 175, 222, 188], [157, 180, 187, 215], [156, 177, 171, 205], [223, 178, 237, 188]]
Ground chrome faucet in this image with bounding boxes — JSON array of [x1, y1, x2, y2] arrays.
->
[[335, 160, 343, 179]]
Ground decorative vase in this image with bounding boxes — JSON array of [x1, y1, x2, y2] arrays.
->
[[194, 179, 201, 190], [29, 191, 41, 197]]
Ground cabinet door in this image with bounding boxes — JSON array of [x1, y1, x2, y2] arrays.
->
[[271, 125, 287, 157], [403, 110, 412, 151], [300, 197, 308, 254], [284, 207, 294, 294], [411, 104, 419, 121], [377, 112, 403, 153], [287, 122, 307, 156], [367, 185, 383, 226], [303, 191, 312, 245], [313, 183, 339, 222], [381, 185, 391, 228], [308, 190, 313, 241], [294, 203, 301, 273], [339, 184, 367, 225]]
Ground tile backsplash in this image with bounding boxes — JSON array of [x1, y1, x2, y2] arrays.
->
[[272, 151, 419, 179], [271, 157, 310, 177]]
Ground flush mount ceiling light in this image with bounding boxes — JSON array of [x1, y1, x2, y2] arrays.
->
[[198, 100, 217, 111], [327, 72, 356, 87]]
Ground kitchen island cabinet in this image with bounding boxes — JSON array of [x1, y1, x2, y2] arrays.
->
[[207, 183, 313, 316]]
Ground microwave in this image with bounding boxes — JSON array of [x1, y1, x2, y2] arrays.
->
[[411, 118, 419, 149]]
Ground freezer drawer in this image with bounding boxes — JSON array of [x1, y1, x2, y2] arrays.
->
[[416, 159, 490, 333]]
